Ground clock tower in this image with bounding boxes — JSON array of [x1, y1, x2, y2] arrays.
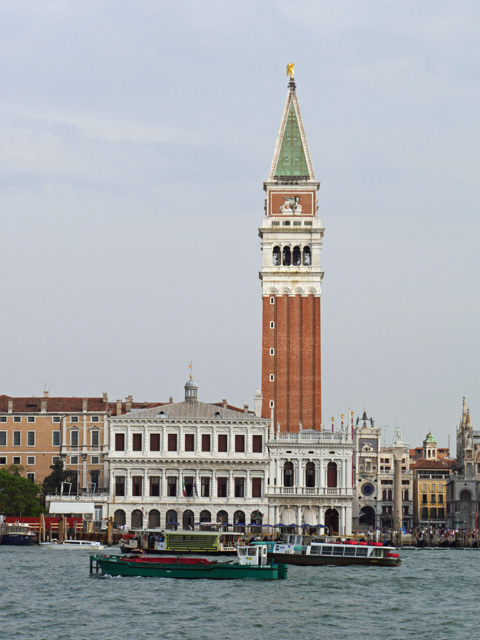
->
[[259, 70, 324, 432]]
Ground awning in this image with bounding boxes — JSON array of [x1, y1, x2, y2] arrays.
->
[[49, 501, 95, 515]]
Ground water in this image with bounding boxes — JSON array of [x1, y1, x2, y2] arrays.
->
[[1, 546, 479, 640]]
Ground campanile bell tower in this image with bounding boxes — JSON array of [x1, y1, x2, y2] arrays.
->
[[259, 66, 324, 432]]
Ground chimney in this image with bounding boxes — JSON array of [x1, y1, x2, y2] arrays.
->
[[116, 400, 122, 416], [43, 390, 49, 398], [169, 397, 173, 403], [7, 400, 13, 414], [126, 395, 132, 413], [243, 404, 249, 414], [222, 399, 228, 409], [82, 398, 88, 413], [41, 399, 47, 413], [103, 392, 108, 403]]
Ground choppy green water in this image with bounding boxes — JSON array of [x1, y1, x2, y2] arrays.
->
[[1, 546, 478, 640]]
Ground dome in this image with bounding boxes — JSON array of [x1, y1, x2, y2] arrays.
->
[[184, 375, 198, 402]]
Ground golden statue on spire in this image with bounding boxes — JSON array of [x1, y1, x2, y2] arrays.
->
[[286, 63, 295, 79]]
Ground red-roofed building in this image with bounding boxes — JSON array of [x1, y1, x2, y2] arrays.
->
[[0, 392, 162, 492]]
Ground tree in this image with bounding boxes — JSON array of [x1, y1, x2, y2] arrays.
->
[[42, 459, 71, 496], [0, 469, 43, 516]]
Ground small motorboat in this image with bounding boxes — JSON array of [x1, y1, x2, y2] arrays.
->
[[41, 539, 105, 550], [1, 523, 38, 546]]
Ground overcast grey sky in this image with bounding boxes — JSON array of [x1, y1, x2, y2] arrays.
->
[[1, 1, 478, 449]]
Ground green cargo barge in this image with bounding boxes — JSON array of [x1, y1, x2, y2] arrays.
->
[[90, 546, 287, 581]]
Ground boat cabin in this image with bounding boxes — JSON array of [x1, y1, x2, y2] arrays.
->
[[237, 545, 269, 566], [120, 529, 239, 554], [307, 541, 396, 559]]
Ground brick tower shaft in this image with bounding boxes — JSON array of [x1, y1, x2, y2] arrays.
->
[[259, 71, 324, 432]]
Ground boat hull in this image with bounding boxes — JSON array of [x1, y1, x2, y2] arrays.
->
[[41, 542, 105, 550], [270, 552, 400, 567], [91, 554, 287, 580], [1, 535, 37, 546]]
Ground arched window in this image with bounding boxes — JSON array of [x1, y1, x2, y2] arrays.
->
[[387, 489, 393, 501], [305, 462, 315, 488], [166, 509, 178, 530], [200, 510, 211, 524], [113, 509, 126, 527], [325, 508, 339, 536], [403, 489, 409, 501], [382, 489, 387, 500], [272, 246, 280, 266], [293, 246, 301, 266], [282, 246, 291, 266], [183, 509, 194, 530], [131, 509, 143, 529], [359, 506, 375, 528], [250, 510, 263, 526], [217, 510, 228, 527], [234, 510, 246, 533], [148, 509, 160, 529], [327, 462, 337, 488], [250, 510, 263, 534], [283, 461, 294, 487], [303, 246, 311, 266]]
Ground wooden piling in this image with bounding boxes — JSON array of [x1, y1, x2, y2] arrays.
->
[[39, 513, 45, 543], [107, 517, 113, 546]]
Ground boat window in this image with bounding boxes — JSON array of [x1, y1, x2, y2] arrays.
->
[[344, 547, 356, 556], [309, 546, 321, 555], [355, 548, 368, 557], [331, 546, 344, 556], [321, 546, 333, 555], [372, 548, 383, 557]]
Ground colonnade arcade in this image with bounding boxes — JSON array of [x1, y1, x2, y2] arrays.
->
[[272, 244, 311, 267], [275, 458, 348, 489], [113, 508, 265, 531], [268, 504, 347, 536], [111, 467, 266, 500]]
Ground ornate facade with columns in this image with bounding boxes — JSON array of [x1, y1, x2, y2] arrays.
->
[[105, 379, 354, 535], [266, 421, 354, 535], [106, 378, 270, 530]]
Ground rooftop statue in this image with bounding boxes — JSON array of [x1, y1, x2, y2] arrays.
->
[[286, 62, 295, 79], [392, 426, 403, 446]]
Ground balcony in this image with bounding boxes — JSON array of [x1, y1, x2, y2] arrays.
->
[[266, 487, 353, 497], [275, 432, 351, 443]]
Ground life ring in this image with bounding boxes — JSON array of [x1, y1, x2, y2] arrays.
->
[[75, 496, 80, 501]]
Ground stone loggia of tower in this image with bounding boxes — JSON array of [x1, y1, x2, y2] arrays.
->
[[259, 70, 324, 433]]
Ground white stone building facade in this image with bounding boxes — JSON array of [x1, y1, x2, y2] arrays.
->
[[267, 425, 354, 535], [104, 380, 355, 535], [106, 380, 270, 531]]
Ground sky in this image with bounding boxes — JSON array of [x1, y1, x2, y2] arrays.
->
[[1, 1, 479, 450]]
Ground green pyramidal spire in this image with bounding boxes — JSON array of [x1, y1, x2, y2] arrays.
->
[[268, 77, 315, 182], [274, 102, 310, 178]]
